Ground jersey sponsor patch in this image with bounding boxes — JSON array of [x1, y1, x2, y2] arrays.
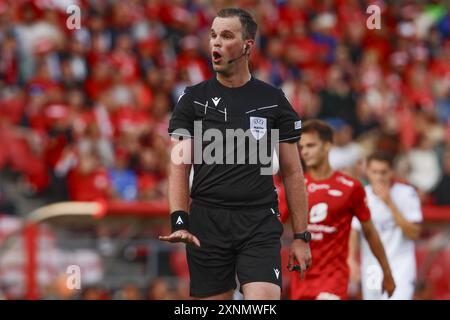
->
[[309, 202, 328, 223], [295, 120, 302, 130], [337, 176, 354, 187], [328, 189, 343, 197], [307, 183, 330, 193], [250, 117, 267, 140]]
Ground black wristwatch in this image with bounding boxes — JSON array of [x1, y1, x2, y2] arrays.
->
[[293, 231, 312, 243]]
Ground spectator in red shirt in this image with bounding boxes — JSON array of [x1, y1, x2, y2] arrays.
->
[[0, 33, 19, 85], [137, 148, 163, 201], [175, 35, 211, 84], [84, 61, 112, 101], [109, 33, 140, 83], [68, 152, 113, 201]]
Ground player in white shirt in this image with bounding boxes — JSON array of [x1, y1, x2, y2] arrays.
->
[[349, 152, 423, 300]]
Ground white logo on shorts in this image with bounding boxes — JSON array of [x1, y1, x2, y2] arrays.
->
[[316, 292, 341, 300], [274, 268, 280, 279]]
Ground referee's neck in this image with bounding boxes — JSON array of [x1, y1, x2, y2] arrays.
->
[[216, 70, 251, 88]]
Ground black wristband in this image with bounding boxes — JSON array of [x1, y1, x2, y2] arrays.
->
[[170, 210, 189, 233]]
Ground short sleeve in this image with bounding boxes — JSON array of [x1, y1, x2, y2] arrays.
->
[[402, 186, 423, 223], [275, 90, 302, 143], [168, 87, 195, 139], [351, 181, 371, 223], [351, 216, 362, 231]]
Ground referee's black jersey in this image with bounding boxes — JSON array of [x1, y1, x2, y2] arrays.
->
[[168, 76, 301, 208]]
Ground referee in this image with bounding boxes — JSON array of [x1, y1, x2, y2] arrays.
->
[[159, 8, 311, 300]]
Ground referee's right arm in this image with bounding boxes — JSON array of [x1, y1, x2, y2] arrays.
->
[[159, 89, 200, 247], [167, 88, 195, 214], [168, 138, 192, 213], [275, 90, 312, 277]]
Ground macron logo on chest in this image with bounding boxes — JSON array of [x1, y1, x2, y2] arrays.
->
[[211, 97, 221, 107]]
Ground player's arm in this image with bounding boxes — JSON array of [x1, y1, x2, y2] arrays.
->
[[159, 138, 200, 247], [347, 229, 361, 284], [361, 219, 395, 297], [278, 142, 311, 276], [373, 183, 422, 240], [385, 201, 422, 240]]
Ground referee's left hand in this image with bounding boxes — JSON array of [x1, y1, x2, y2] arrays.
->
[[288, 240, 312, 279], [159, 230, 201, 247]]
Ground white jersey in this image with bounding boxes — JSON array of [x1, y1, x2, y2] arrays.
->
[[352, 182, 423, 300]]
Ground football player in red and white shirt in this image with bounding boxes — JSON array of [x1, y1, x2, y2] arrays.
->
[[287, 120, 395, 300]]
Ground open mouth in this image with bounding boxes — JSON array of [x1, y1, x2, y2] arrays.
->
[[212, 51, 222, 63]]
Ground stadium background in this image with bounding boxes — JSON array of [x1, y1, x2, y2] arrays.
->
[[0, 0, 449, 300]]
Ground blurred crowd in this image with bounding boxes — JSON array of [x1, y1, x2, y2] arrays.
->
[[41, 276, 191, 300], [0, 0, 449, 300], [0, 275, 191, 300], [0, 0, 449, 208]]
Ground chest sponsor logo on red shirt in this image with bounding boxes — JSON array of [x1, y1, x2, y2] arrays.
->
[[309, 203, 328, 223], [336, 176, 354, 187], [308, 203, 337, 241], [307, 183, 330, 193], [328, 189, 343, 197]]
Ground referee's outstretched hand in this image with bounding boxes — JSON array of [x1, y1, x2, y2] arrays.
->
[[159, 230, 201, 247], [288, 240, 312, 279]]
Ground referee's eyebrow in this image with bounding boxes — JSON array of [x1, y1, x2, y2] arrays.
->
[[210, 29, 235, 37]]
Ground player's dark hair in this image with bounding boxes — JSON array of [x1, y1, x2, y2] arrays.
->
[[302, 119, 334, 143], [217, 8, 257, 40], [367, 151, 395, 168]]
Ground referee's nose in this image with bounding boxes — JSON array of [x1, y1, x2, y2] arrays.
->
[[211, 40, 221, 50], [211, 35, 222, 48]]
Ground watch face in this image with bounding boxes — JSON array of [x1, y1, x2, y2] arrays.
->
[[305, 231, 312, 242], [295, 232, 311, 242]]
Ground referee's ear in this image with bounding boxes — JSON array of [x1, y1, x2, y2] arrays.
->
[[244, 39, 255, 55]]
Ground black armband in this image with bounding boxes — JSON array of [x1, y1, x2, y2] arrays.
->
[[171, 210, 189, 232]]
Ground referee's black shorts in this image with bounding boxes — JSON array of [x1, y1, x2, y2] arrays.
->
[[186, 200, 284, 298]]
